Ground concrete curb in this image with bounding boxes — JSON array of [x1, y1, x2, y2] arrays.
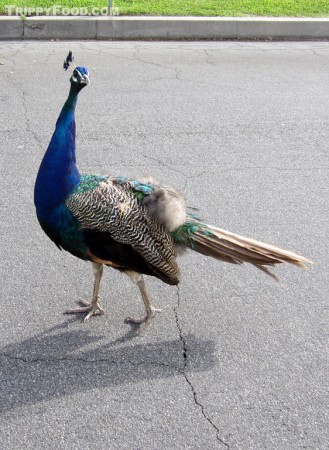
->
[[0, 16, 329, 41]]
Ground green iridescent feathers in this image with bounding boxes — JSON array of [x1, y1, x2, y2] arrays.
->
[[72, 174, 108, 194]]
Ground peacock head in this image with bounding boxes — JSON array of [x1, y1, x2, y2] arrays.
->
[[70, 66, 90, 90]]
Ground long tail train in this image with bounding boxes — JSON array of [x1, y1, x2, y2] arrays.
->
[[173, 219, 312, 280]]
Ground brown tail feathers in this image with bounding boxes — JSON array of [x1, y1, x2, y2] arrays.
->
[[174, 219, 312, 280]]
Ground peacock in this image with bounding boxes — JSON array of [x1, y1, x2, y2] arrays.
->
[[34, 53, 311, 328]]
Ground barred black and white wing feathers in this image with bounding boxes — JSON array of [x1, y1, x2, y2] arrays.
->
[[66, 176, 180, 285]]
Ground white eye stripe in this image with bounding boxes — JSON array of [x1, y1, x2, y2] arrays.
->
[[72, 69, 89, 84]]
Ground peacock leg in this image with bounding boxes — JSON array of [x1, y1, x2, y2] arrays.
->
[[65, 262, 105, 322], [124, 271, 162, 326]]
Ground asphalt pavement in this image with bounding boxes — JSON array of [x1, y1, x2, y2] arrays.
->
[[0, 41, 328, 449]]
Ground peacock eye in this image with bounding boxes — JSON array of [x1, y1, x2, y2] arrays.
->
[[73, 70, 78, 77]]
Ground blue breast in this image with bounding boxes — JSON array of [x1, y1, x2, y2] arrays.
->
[[34, 91, 80, 225]]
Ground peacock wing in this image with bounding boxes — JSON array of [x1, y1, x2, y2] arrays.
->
[[65, 176, 180, 285]]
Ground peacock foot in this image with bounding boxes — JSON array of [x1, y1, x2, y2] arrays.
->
[[125, 305, 162, 326], [65, 300, 105, 322]]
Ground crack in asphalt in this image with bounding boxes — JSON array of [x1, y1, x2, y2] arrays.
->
[[204, 49, 216, 66], [141, 153, 188, 181], [90, 47, 184, 84], [21, 88, 43, 148], [174, 286, 229, 448], [1, 285, 227, 446], [1, 50, 43, 151]]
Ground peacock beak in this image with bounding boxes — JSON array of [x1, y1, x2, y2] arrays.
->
[[81, 74, 90, 86]]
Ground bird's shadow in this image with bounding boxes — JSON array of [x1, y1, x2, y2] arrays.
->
[[0, 318, 216, 414]]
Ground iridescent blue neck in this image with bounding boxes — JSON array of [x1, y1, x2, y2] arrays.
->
[[34, 84, 81, 218]]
